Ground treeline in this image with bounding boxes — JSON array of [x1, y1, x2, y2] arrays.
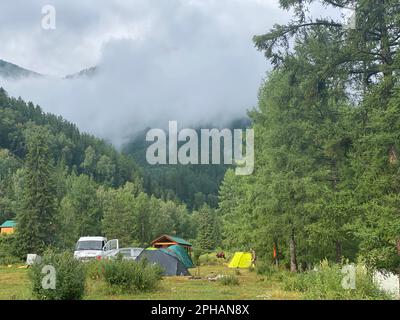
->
[[0, 87, 141, 223], [218, 0, 400, 274], [0, 125, 221, 258], [123, 118, 250, 210], [0, 88, 141, 187], [0, 89, 221, 258]]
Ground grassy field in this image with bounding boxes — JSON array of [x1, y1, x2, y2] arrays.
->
[[0, 266, 31, 299], [0, 264, 300, 300]]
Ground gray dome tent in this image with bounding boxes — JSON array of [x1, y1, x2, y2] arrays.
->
[[137, 249, 189, 276]]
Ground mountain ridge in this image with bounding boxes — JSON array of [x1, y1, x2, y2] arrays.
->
[[0, 59, 42, 79], [64, 66, 98, 79], [0, 59, 98, 80]]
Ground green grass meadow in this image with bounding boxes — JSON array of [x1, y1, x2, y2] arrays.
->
[[0, 264, 299, 300]]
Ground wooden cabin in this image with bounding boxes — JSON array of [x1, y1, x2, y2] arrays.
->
[[0, 220, 16, 234], [151, 235, 192, 254]]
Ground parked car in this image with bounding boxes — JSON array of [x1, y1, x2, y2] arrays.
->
[[73, 236, 119, 261], [103, 247, 143, 261]]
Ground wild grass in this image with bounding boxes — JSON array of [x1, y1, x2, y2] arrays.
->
[[282, 260, 393, 300], [219, 275, 240, 286], [0, 261, 394, 300]]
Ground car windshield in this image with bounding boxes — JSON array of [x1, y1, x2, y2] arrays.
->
[[119, 249, 131, 256], [76, 241, 103, 251], [108, 248, 142, 258], [132, 248, 143, 257]]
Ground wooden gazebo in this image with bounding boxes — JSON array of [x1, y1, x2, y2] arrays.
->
[[151, 235, 192, 254]]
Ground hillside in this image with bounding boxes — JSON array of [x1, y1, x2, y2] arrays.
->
[[123, 118, 251, 209], [0, 59, 96, 80], [0, 87, 141, 221], [0, 56, 246, 209], [0, 59, 42, 79], [0, 87, 210, 256], [65, 66, 98, 79]]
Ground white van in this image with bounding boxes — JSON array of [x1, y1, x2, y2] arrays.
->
[[73, 236, 119, 261]]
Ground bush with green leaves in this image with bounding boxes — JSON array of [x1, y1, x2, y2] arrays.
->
[[282, 260, 393, 300], [102, 259, 163, 293], [29, 251, 86, 300], [0, 253, 21, 265], [191, 247, 204, 266], [256, 261, 278, 276], [198, 253, 219, 266], [199, 252, 231, 266], [219, 275, 240, 286], [0, 234, 21, 265], [85, 259, 104, 280]]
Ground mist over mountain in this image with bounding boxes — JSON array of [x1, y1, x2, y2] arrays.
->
[[65, 66, 98, 79], [0, 0, 345, 148], [0, 0, 277, 147], [0, 59, 42, 79], [0, 59, 97, 80]]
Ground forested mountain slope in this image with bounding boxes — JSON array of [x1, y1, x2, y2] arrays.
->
[[123, 118, 251, 209], [0, 59, 42, 79], [0, 87, 141, 220], [0, 88, 221, 255]]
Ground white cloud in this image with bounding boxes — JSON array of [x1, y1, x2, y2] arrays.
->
[[0, 0, 291, 146]]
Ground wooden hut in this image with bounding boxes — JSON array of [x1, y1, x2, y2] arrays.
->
[[151, 235, 192, 254], [0, 220, 16, 234]]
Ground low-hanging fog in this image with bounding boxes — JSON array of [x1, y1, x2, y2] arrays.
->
[[0, 0, 344, 146]]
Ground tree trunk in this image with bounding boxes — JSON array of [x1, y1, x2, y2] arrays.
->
[[378, 4, 393, 85], [397, 238, 400, 297], [335, 240, 342, 263], [274, 241, 279, 267], [289, 229, 297, 273]]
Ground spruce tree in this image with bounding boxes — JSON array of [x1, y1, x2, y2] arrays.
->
[[15, 125, 58, 256], [196, 205, 221, 251]]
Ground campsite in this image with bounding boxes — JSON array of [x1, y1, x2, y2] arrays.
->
[[0, 233, 398, 300], [3, 233, 297, 300], [0, 235, 300, 300]]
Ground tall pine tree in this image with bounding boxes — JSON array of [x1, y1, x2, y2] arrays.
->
[[15, 124, 58, 256]]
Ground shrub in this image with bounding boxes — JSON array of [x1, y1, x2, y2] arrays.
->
[[256, 261, 277, 276], [282, 260, 393, 300], [29, 251, 86, 300], [85, 260, 104, 280], [0, 255, 21, 265], [102, 259, 163, 293], [282, 273, 308, 292], [0, 234, 21, 265], [195, 250, 234, 266], [219, 275, 240, 286], [198, 253, 222, 266], [192, 247, 204, 266]]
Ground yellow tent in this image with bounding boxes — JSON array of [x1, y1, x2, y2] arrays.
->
[[228, 252, 253, 268]]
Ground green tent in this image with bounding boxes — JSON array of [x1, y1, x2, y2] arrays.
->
[[162, 245, 194, 268]]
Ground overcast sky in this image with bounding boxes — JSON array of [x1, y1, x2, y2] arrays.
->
[[0, 0, 344, 146]]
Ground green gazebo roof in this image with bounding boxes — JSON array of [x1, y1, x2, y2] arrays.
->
[[151, 234, 192, 247], [168, 235, 192, 246], [0, 220, 16, 228]]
